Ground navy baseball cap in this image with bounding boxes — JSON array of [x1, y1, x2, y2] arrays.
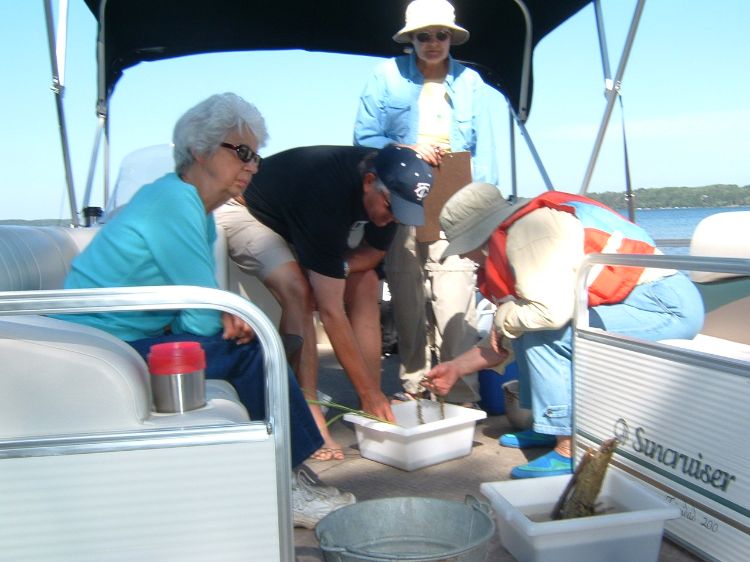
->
[[374, 145, 433, 226]]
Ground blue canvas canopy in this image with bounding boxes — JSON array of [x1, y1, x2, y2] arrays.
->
[[83, 0, 591, 121]]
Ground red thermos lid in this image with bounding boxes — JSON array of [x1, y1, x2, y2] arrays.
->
[[148, 341, 206, 375]]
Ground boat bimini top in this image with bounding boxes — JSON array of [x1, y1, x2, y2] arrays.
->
[[83, 0, 591, 121], [50, 0, 644, 226]]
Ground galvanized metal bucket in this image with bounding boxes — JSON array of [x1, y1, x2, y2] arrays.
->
[[315, 495, 495, 562]]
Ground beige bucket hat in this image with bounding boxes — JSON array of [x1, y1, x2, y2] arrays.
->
[[393, 0, 470, 46], [439, 182, 531, 260]]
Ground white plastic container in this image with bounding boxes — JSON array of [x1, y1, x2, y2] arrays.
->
[[479, 469, 680, 562], [344, 400, 486, 471]]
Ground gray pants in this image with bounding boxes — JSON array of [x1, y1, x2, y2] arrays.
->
[[385, 225, 480, 403]]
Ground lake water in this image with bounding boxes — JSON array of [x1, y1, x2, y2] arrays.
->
[[617, 206, 750, 255]]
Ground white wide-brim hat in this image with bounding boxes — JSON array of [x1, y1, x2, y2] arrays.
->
[[393, 0, 470, 46]]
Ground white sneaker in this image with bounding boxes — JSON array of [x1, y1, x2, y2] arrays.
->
[[292, 468, 356, 529]]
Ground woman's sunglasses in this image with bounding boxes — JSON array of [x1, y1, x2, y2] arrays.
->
[[415, 30, 451, 43], [220, 142, 262, 165]]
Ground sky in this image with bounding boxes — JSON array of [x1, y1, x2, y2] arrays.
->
[[1, 0, 748, 221]]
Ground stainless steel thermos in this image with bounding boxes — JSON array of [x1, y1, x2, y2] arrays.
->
[[148, 341, 207, 413]]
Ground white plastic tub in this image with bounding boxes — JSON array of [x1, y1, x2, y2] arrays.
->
[[479, 469, 680, 562], [344, 400, 486, 471]]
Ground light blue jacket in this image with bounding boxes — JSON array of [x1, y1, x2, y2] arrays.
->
[[354, 54, 499, 185], [56, 173, 222, 341]]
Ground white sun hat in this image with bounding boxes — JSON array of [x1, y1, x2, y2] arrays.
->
[[439, 182, 531, 260], [393, 0, 470, 46]]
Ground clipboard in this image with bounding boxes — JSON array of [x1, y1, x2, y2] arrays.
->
[[415, 151, 472, 242]]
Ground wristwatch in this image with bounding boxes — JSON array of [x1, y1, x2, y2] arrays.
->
[[343, 260, 350, 278]]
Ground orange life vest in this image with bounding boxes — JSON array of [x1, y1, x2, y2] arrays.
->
[[477, 191, 656, 307]]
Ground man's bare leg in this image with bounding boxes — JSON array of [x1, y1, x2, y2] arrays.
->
[[264, 262, 343, 459]]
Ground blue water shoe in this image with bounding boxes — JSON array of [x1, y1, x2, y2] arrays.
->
[[510, 450, 572, 479], [499, 429, 557, 449]]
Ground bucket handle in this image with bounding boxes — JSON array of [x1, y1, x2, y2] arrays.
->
[[464, 494, 493, 516]]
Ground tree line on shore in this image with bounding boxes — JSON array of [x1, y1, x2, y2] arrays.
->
[[588, 184, 750, 210], [3, 184, 749, 226]]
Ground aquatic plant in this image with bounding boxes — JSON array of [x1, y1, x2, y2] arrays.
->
[[307, 399, 395, 427]]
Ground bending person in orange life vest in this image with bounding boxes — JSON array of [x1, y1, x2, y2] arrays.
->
[[423, 182, 704, 479]]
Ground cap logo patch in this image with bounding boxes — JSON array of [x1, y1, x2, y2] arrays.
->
[[372, 144, 434, 225], [414, 183, 431, 200]]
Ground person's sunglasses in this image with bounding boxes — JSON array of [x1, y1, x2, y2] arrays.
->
[[220, 142, 262, 165], [415, 30, 451, 43]]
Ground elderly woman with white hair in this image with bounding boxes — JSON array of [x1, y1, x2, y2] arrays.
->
[[354, 0, 501, 407], [54, 92, 354, 528]]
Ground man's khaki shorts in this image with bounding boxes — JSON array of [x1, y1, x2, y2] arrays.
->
[[214, 200, 295, 281]]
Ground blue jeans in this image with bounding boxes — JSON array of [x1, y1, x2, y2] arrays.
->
[[129, 334, 323, 467], [512, 273, 704, 436]]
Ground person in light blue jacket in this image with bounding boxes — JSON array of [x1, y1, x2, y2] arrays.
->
[[353, 50, 499, 185], [354, 0, 501, 405]]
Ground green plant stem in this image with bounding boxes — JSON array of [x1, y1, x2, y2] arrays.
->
[[307, 399, 395, 427]]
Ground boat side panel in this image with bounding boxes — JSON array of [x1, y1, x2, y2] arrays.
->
[[573, 334, 750, 562], [0, 440, 280, 561]]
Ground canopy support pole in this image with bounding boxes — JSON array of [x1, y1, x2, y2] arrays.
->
[[94, 0, 112, 209], [81, 117, 105, 211], [579, 0, 646, 197], [512, 0, 533, 123], [44, 0, 80, 226], [593, 0, 637, 221], [508, 106, 518, 197], [593, 0, 613, 81], [104, 111, 110, 206], [511, 108, 555, 192]]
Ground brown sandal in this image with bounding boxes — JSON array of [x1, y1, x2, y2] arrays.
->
[[310, 447, 345, 461]]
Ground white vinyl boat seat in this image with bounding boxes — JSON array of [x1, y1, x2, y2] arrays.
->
[[0, 314, 152, 437], [688, 211, 750, 345], [104, 143, 175, 215], [0, 223, 228, 292], [0, 314, 248, 439], [0, 223, 290, 560], [0, 223, 98, 291], [0, 224, 248, 439], [661, 333, 750, 361]]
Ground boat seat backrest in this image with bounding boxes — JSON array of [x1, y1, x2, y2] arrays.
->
[[690, 211, 750, 283], [105, 143, 175, 214], [689, 211, 750, 345], [0, 225, 99, 291], [0, 223, 228, 292]]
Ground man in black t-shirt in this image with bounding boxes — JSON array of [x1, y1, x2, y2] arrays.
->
[[215, 145, 432, 457]]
